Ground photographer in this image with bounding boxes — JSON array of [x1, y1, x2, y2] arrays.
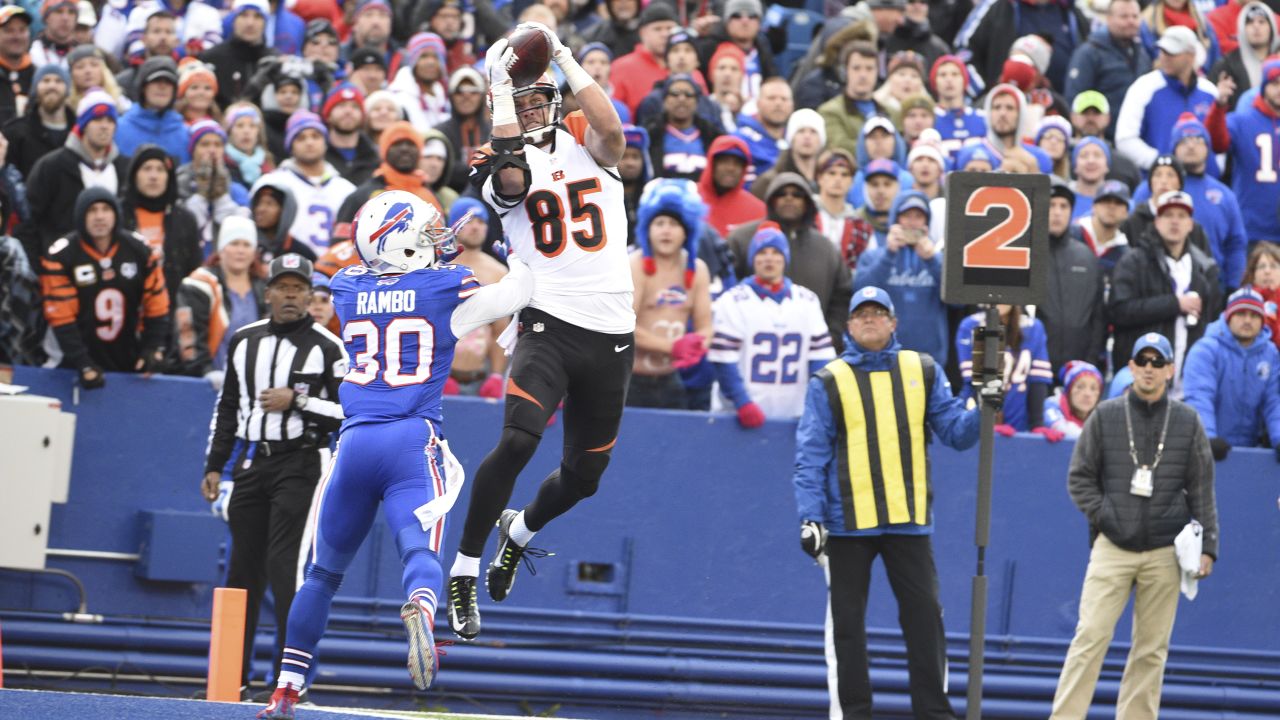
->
[[853, 191, 951, 366]]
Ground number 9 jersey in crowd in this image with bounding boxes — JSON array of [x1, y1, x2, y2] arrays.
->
[[329, 260, 532, 427], [476, 111, 634, 334]]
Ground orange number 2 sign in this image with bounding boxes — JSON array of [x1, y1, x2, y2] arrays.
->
[[962, 186, 1031, 270]]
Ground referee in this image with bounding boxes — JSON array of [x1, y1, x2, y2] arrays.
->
[[200, 254, 346, 693], [792, 287, 995, 720]]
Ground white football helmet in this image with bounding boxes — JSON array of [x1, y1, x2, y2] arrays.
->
[[352, 191, 456, 274]]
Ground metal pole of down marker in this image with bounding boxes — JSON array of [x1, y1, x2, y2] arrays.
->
[[966, 305, 1001, 720]]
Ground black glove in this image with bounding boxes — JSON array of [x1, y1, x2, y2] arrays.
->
[[136, 346, 166, 374], [800, 521, 827, 560], [978, 378, 1005, 412], [80, 365, 105, 390], [1209, 437, 1231, 462]]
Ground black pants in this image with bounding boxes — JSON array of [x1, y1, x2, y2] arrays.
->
[[225, 445, 322, 685], [458, 307, 634, 558], [827, 534, 955, 720]]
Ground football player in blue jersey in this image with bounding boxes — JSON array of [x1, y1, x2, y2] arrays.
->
[[257, 190, 533, 719]]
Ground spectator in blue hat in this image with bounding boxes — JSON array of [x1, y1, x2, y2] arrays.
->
[[852, 159, 903, 246], [848, 116, 913, 210], [573, 42, 632, 124], [793, 283, 985, 720], [619, 124, 651, 239], [854, 189, 949, 365], [1182, 286, 1280, 460], [635, 30, 722, 130], [1069, 136, 1111, 221], [1077, 179, 1132, 283]]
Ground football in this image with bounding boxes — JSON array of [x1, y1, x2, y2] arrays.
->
[[506, 26, 553, 87]]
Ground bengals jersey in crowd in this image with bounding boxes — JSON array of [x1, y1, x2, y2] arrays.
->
[[40, 233, 170, 372]]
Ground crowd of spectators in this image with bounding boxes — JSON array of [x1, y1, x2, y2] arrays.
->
[[0, 0, 1277, 458]]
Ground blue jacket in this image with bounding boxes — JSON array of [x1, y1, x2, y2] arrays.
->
[[1182, 318, 1280, 448], [1132, 173, 1247, 289], [846, 121, 911, 208], [853, 194, 948, 365], [1215, 98, 1280, 243], [1115, 69, 1217, 169], [793, 335, 979, 536], [115, 106, 191, 164], [1065, 28, 1153, 138]]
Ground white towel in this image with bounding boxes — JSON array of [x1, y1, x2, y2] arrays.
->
[[413, 436, 467, 532], [496, 311, 520, 356], [1174, 520, 1203, 600]]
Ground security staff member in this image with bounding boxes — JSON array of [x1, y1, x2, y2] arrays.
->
[[200, 254, 347, 691], [792, 286, 998, 720]]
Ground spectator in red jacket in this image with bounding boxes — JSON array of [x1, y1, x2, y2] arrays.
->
[[698, 135, 764, 237], [610, 3, 677, 117]]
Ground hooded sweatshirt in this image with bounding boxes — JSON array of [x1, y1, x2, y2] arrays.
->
[[1182, 317, 1280, 447], [697, 135, 765, 237], [981, 84, 1053, 173], [852, 191, 949, 365], [120, 145, 202, 299], [1208, 2, 1280, 110], [115, 57, 192, 163], [847, 122, 912, 209], [249, 177, 306, 262]]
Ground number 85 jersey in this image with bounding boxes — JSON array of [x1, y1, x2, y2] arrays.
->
[[477, 111, 635, 334]]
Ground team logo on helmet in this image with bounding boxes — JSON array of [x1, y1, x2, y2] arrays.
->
[[370, 202, 415, 254]]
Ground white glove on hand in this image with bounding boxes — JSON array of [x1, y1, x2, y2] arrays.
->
[[486, 38, 515, 89], [518, 20, 569, 66], [211, 480, 233, 522]]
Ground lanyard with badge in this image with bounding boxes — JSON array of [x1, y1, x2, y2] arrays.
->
[[1124, 397, 1171, 498]]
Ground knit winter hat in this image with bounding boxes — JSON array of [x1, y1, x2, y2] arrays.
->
[[404, 32, 448, 72], [74, 88, 117, 135], [709, 41, 746, 74], [217, 215, 258, 252], [864, 157, 901, 180], [785, 108, 826, 146], [447, 66, 486, 94], [748, 222, 790, 267], [285, 110, 328, 151], [1225, 286, 1267, 319], [1150, 154, 1186, 188], [321, 82, 366, 122], [1264, 55, 1280, 85], [223, 102, 263, 131], [929, 54, 967, 94], [1034, 115, 1072, 145], [1060, 360, 1102, 392], [30, 63, 69, 94], [577, 41, 613, 64], [42, 0, 75, 18], [1071, 136, 1111, 168], [363, 89, 403, 117], [1170, 112, 1210, 148], [178, 59, 218, 98], [956, 140, 1002, 170], [623, 124, 653, 183], [188, 118, 226, 157], [1010, 34, 1051, 75], [999, 55, 1038, 92], [66, 44, 100, 69], [378, 120, 422, 158], [636, 178, 706, 288], [906, 142, 945, 170]]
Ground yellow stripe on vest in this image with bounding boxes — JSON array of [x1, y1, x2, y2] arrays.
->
[[869, 371, 910, 524], [899, 351, 929, 525], [826, 361, 878, 529]]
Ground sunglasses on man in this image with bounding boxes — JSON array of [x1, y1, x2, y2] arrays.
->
[[1133, 355, 1169, 368]]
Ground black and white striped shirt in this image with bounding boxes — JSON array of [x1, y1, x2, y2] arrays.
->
[[203, 317, 347, 473]]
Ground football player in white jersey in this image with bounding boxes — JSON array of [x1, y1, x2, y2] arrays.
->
[[447, 21, 633, 641], [710, 224, 836, 424]]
